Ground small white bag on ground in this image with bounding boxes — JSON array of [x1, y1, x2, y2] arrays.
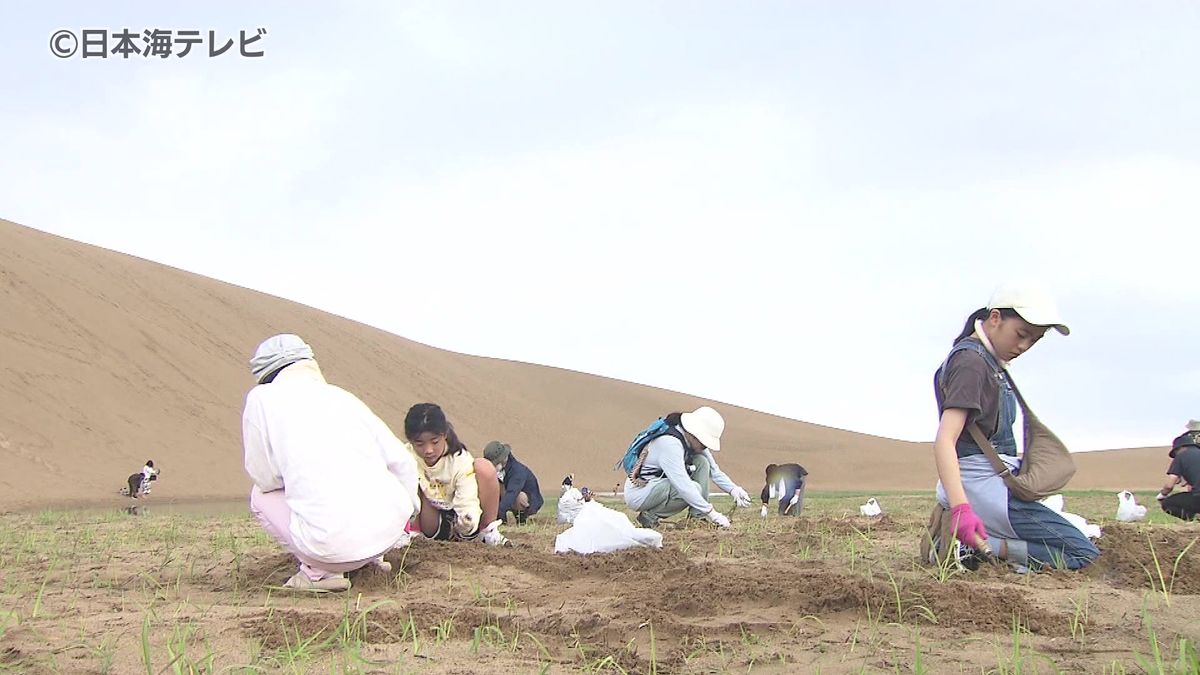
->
[[859, 498, 882, 517], [557, 487, 586, 524], [554, 502, 663, 555], [1115, 490, 1147, 522]]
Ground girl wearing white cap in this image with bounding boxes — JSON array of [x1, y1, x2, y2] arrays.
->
[[930, 284, 1098, 571], [242, 334, 422, 592], [623, 406, 752, 528]]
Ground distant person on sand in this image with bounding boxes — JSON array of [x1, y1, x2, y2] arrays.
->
[[405, 403, 511, 546], [760, 463, 808, 517], [483, 441, 544, 525], [126, 460, 159, 499], [1158, 429, 1200, 521], [621, 406, 752, 529], [242, 334, 421, 592], [926, 284, 1098, 571]]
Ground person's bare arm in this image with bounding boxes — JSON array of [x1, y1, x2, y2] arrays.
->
[[934, 408, 969, 507]]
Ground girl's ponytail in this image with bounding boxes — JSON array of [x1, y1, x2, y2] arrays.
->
[[954, 308, 990, 344]]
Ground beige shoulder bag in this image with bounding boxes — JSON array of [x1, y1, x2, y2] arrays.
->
[[966, 374, 1075, 502]]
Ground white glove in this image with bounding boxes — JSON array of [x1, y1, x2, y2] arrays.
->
[[731, 486, 752, 508], [480, 520, 511, 547], [705, 508, 731, 528], [760, 504, 768, 518], [789, 494, 800, 507]]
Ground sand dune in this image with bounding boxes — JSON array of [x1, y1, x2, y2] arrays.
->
[[0, 218, 1171, 511]]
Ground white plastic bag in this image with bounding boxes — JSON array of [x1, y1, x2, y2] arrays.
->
[[554, 502, 663, 554], [1115, 490, 1147, 522], [557, 487, 586, 524]]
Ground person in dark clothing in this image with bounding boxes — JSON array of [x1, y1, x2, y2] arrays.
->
[[483, 441, 544, 525], [760, 463, 808, 516], [1158, 433, 1200, 521]]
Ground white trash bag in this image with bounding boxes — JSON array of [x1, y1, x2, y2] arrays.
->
[[1115, 490, 1147, 523], [554, 502, 663, 555], [557, 486, 587, 524], [859, 498, 882, 517]]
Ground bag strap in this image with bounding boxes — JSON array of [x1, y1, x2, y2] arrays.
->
[[965, 367, 1041, 488], [967, 423, 1017, 483]]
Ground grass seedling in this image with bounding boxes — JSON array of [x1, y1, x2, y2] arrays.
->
[[1142, 535, 1197, 607], [1134, 606, 1165, 675], [1068, 589, 1089, 643], [432, 617, 454, 644], [524, 632, 552, 673]]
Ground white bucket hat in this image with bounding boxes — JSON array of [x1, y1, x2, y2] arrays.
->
[[1187, 420, 1200, 432], [987, 283, 1070, 336], [680, 406, 725, 452]]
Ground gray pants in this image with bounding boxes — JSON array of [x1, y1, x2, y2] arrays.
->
[[636, 454, 711, 526]]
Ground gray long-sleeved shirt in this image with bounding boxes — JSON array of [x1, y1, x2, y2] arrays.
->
[[623, 425, 737, 513]]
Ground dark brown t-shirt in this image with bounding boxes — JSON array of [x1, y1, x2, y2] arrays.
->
[[934, 339, 1002, 444]]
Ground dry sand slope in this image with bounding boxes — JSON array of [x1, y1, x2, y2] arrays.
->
[[0, 218, 1169, 510]]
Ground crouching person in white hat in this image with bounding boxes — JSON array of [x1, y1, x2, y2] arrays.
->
[[242, 334, 421, 592], [622, 406, 752, 529]]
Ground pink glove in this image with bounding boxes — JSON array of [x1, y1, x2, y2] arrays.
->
[[949, 503, 988, 550]]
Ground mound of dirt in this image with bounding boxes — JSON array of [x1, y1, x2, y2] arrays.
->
[[1089, 523, 1200, 594]]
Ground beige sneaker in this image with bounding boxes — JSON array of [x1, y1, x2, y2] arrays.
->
[[282, 571, 351, 592]]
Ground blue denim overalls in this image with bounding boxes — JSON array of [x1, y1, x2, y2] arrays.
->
[[935, 339, 1020, 539]]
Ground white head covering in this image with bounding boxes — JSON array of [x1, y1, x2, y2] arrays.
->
[[249, 334, 315, 383]]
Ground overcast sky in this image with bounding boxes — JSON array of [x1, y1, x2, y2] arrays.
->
[[2, 1, 1197, 451]]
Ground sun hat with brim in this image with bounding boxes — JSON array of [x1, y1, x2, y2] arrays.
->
[[680, 406, 725, 452], [987, 283, 1070, 336], [1170, 432, 1200, 458], [483, 441, 512, 464]]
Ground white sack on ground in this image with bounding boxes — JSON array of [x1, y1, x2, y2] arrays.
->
[[554, 502, 663, 554], [557, 486, 586, 524]]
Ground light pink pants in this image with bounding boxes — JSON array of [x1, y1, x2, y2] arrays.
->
[[250, 486, 379, 581]]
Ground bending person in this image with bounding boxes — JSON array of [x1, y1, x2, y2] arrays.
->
[[622, 406, 752, 529], [483, 441, 544, 525], [242, 334, 421, 592], [1158, 433, 1200, 521], [760, 463, 808, 516], [405, 403, 510, 546]]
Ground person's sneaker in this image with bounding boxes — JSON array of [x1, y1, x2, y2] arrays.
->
[[928, 538, 989, 571], [481, 520, 511, 547], [955, 542, 987, 571], [282, 571, 351, 592], [371, 557, 393, 574], [636, 512, 657, 529]]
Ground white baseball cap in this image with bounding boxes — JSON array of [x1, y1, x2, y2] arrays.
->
[[680, 406, 725, 451], [987, 283, 1070, 336]]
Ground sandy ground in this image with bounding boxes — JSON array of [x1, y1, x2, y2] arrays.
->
[[1, 491, 1197, 674], [0, 218, 1175, 513]]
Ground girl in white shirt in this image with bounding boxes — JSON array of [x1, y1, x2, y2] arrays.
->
[[404, 403, 509, 546]]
